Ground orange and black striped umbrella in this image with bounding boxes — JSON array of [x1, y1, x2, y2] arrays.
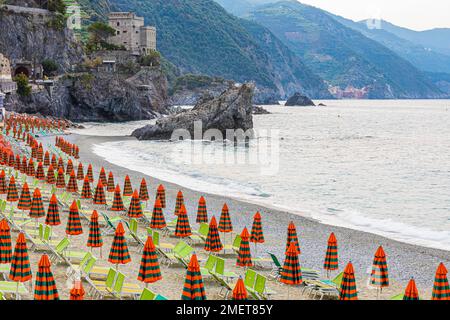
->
[[370, 246, 389, 289], [108, 222, 131, 267], [37, 144, 43, 162], [280, 241, 302, 286], [432, 263, 450, 300], [66, 159, 73, 175], [86, 164, 94, 183], [8, 152, 15, 167], [76, 162, 84, 180], [123, 175, 133, 197], [339, 262, 358, 300], [46, 164, 55, 185], [181, 253, 206, 300], [139, 178, 149, 202], [128, 190, 143, 218], [196, 196, 208, 224], [15, 155, 21, 172], [218, 203, 233, 233], [29, 188, 45, 219], [27, 158, 35, 177], [250, 211, 265, 244], [66, 200, 83, 236], [324, 233, 339, 272], [45, 194, 61, 226], [107, 171, 115, 193], [93, 180, 106, 205], [51, 154, 57, 168], [55, 168, 66, 189], [403, 278, 419, 300], [156, 184, 166, 208], [232, 277, 247, 300], [175, 204, 192, 238], [150, 198, 166, 229], [111, 184, 125, 211], [237, 227, 253, 267], [137, 236, 162, 284], [98, 167, 107, 186], [174, 190, 184, 216], [70, 280, 85, 300], [6, 175, 19, 203], [0, 170, 6, 194], [57, 156, 64, 172], [17, 182, 32, 211], [204, 216, 222, 253], [9, 233, 32, 283], [285, 222, 300, 255], [20, 156, 27, 174], [35, 162, 46, 181], [66, 170, 78, 193], [87, 210, 103, 249], [34, 254, 59, 300], [43, 151, 50, 167], [81, 176, 92, 199], [0, 219, 12, 264]]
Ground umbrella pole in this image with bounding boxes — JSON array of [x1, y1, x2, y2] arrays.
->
[[16, 282, 19, 300]]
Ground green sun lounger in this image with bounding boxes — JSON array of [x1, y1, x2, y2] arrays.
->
[[211, 257, 238, 280], [140, 288, 156, 300], [0, 281, 29, 299]]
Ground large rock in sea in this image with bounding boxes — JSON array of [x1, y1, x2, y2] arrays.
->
[[285, 93, 315, 107], [132, 83, 255, 140]]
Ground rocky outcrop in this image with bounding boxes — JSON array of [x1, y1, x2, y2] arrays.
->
[[253, 106, 271, 115], [132, 83, 255, 140], [6, 67, 169, 122], [285, 93, 315, 107]]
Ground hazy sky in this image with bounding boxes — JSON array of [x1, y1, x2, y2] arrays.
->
[[297, 0, 450, 31]]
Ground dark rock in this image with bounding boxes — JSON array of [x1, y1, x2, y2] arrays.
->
[[253, 106, 271, 115], [132, 83, 255, 140], [285, 93, 316, 107], [318, 103, 326, 106]]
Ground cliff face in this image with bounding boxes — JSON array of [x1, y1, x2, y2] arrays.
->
[[6, 68, 169, 122], [0, 6, 84, 71]]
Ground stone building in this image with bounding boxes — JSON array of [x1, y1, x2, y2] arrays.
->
[[108, 12, 156, 55], [0, 53, 17, 94]]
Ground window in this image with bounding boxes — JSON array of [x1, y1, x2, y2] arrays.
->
[[117, 31, 120, 35], [117, 22, 120, 26], [123, 30, 127, 33]]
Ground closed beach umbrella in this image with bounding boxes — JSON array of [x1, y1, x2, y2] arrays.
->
[[51, 154, 57, 168], [29, 188, 45, 221], [66, 170, 78, 193], [55, 168, 66, 189], [236, 227, 253, 268], [174, 190, 184, 216], [403, 278, 419, 300], [0, 170, 7, 194], [70, 280, 85, 301], [9, 233, 32, 298], [98, 167, 107, 186], [196, 196, 208, 224], [66, 159, 73, 175], [232, 277, 247, 300], [76, 162, 84, 180], [123, 175, 133, 197], [181, 253, 206, 300], [137, 236, 162, 285], [111, 184, 125, 211], [43, 151, 50, 167], [108, 222, 131, 269], [128, 189, 143, 218], [280, 241, 303, 286], [324, 233, 339, 277], [107, 171, 115, 192], [218, 203, 233, 233], [57, 157, 64, 172], [139, 178, 149, 202], [370, 246, 389, 297], [34, 254, 59, 300], [286, 222, 300, 255], [156, 184, 166, 208], [27, 158, 35, 177], [17, 182, 32, 212], [20, 156, 27, 174], [204, 216, 222, 253], [37, 144, 43, 162], [432, 263, 450, 300], [339, 262, 358, 300], [45, 194, 61, 226], [175, 204, 192, 238], [86, 164, 94, 183], [93, 180, 106, 205], [87, 210, 103, 258], [250, 211, 264, 255], [66, 200, 83, 236], [35, 162, 45, 181], [0, 219, 12, 264], [46, 164, 55, 185], [81, 176, 92, 199], [150, 198, 166, 229], [6, 176, 19, 203]]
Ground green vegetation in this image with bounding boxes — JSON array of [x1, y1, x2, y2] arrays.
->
[[42, 59, 59, 77], [138, 50, 161, 67], [47, 0, 66, 15], [85, 21, 122, 52], [14, 74, 32, 97]]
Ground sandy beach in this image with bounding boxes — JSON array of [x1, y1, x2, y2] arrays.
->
[[14, 132, 444, 300]]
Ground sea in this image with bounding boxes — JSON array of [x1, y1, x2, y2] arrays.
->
[[70, 100, 450, 251]]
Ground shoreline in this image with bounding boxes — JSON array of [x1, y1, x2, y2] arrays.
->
[[62, 133, 450, 289]]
